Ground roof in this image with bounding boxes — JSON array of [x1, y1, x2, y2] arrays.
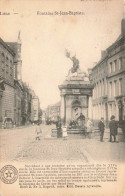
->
[[0, 38, 15, 56], [92, 19, 125, 70], [106, 34, 124, 53], [92, 34, 125, 70], [6, 42, 19, 54]]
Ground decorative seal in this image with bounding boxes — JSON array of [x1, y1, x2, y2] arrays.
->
[[0, 165, 18, 184]]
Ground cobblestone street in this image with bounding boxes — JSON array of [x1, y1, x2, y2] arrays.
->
[[0, 124, 125, 163]]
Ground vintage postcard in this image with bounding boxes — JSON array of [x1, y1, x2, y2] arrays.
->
[[0, 0, 125, 195]]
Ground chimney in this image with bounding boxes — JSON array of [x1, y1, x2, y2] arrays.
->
[[121, 19, 125, 35], [101, 50, 107, 58]]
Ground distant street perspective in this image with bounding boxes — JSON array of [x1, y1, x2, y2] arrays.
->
[[0, 124, 125, 163]]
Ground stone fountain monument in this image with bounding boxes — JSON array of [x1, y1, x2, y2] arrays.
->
[[58, 50, 93, 133]]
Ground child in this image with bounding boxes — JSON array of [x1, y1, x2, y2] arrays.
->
[[36, 123, 42, 140]]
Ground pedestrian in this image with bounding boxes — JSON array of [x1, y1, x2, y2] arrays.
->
[[56, 116, 62, 138], [62, 124, 68, 140], [98, 117, 105, 142], [119, 115, 125, 142], [35, 123, 42, 140], [86, 118, 93, 139], [109, 115, 118, 143], [13, 121, 16, 128]]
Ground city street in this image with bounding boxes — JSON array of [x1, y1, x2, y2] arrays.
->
[[0, 124, 125, 163]]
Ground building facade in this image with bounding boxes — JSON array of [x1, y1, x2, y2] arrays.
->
[[7, 31, 22, 81], [0, 34, 41, 128], [31, 90, 40, 123], [14, 80, 23, 126], [0, 38, 15, 128], [92, 52, 108, 125], [92, 19, 125, 125], [7, 32, 23, 126], [45, 102, 60, 123]]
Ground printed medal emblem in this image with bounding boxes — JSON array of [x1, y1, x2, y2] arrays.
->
[[0, 165, 18, 184]]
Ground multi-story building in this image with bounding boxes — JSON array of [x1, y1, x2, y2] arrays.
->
[[92, 19, 125, 125], [0, 34, 41, 128], [0, 37, 15, 128], [7, 32, 23, 126], [7, 31, 22, 81], [41, 110, 46, 124], [31, 90, 40, 123], [14, 80, 23, 126], [45, 102, 60, 123], [21, 83, 32, 125], [92, 51, 108, 125], [107, 19, 125, 122]]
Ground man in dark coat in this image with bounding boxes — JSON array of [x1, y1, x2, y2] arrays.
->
[[98, 117, 105, 142], [109, 115, 118, 142], [119, 115, 125, 142], [56, 116, 62, 138]]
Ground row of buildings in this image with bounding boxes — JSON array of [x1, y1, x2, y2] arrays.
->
[[45, 19, 125, 126], [0, 33, 41, 128], [92, 19, 125, 125], [43, 102, 60, 124]]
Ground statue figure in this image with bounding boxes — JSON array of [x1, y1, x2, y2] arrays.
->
[[65, 50, 79, 75], [65, 49, 90, 81]]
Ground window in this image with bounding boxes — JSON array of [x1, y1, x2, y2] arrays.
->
[[1, 53, 5, 64], [99, 81, 102, 97], [119, 57, 122, 70], [97, 83, 98, 98], [109, 104, 112, 119], [6, 57, 9, 80], [119, 78, 122, 95], [1, 53, 5, 77], [102, 79, 104, 96], [114, 80, 117, 97], [10, 60, 13, 77], [112, 82, 114, 97], [109, 82, 112, 98], [109, 62, 112, 73], [114, 60, 117, 72], [105, 79, 108, 95]]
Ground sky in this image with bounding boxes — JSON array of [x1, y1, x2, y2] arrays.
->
[[0, 0, 124, 109]]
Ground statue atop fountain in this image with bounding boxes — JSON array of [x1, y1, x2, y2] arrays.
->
[[65, 50, 89, 81]]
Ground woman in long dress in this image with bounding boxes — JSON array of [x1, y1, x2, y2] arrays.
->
[[86, 119, 93, 139]]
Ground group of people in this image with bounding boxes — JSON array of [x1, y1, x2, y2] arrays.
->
[[35, 116, 125, 142], [98, 115, 125, 142]]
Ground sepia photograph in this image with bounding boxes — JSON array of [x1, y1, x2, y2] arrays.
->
[[0, 0, 125, 195]]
